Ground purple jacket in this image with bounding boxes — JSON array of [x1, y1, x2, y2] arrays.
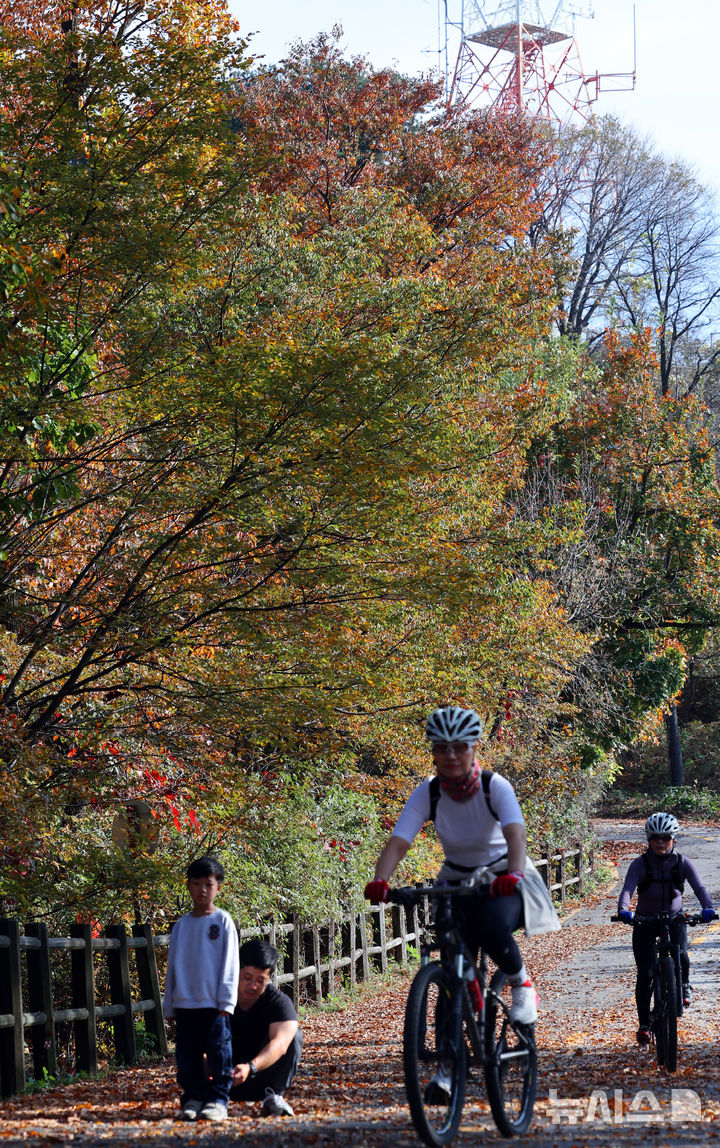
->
[[618, 849, 713, 916]]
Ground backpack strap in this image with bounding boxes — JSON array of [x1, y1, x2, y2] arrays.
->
[[428, 775, 441, 823], [427, 770, 499, 823], [481, 770, 498, 821], [637, 852, 652, 895]]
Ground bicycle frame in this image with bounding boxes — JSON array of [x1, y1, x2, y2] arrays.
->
[[418, 887, 488, 1061], [612, 910, 714, 1072], [633, 912, 686, 1017], [392, 881, 537, 1145]]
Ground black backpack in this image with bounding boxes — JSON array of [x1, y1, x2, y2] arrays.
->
[[637, 850, 685, 895], [427, 770, 498, 823]]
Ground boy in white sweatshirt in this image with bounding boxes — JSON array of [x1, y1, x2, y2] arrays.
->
[[163, 855, 239, 1121]]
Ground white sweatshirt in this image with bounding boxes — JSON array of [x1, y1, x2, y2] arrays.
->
[[163, 909, 239, 1017]]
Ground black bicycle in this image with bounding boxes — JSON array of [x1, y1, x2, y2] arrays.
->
[[390, 880, 537, 1146], [612, 911, 716, 1072]]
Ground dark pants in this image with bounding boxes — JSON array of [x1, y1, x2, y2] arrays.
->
[[175, 1008, 233, 1107], [229, 1030, 303, 1102], [632, 918, 689, 1027], [459, 891, 525, 976]]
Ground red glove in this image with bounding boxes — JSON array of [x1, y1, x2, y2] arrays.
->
[[491, 871, 523, 898], [364, 879, 390, 904]]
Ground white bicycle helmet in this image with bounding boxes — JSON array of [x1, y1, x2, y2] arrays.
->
[[645, 811, 679, 839], [425, 706, 483, 744]]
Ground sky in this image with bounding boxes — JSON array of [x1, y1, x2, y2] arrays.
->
[[226, 0, 720, 199]]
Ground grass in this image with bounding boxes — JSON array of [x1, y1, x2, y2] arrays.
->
[[25, 1067, 100, 1094]]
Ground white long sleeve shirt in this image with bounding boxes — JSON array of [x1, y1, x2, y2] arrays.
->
[[163, 909, 239, 1018]]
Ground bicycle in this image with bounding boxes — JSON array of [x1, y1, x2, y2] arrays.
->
[[612, 911, 717, 1072], [389, 876, 537, 1146]]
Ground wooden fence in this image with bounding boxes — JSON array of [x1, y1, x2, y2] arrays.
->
[[0, 844, 591, 1098]]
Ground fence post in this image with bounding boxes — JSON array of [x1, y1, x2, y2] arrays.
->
[[420, 889, 431, 935], [70, 923, 98, 1074], [25, 921, 58, 1080], [543, 851, 553, 895], [577, 843, 584, 898], [411, 900, 421, 953], [269, 922, 278, 987], [357, 910, 370, 982], [328, 921, 336, 997], [559, 850, 567, 909], [311, 925, 322, 1001], [377, 906, 388, 973], [105, 924, 136, 1065], [133, 924, 168, 1057], [291, 915, 301, 1010], [391, 904, 407, 965], [0, 919, 25, 1097], [345, 915, 357, 988]]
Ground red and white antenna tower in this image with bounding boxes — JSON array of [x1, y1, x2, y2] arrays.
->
[[443, 0, 635, 124]]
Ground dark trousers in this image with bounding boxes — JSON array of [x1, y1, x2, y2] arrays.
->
[[632, 918, 689, 1026], [175, 1008, 233, 1107], [229, 1030, 303, 1102], [459, 891, 525, 976]]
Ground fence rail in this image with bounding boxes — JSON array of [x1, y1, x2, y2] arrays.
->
[[0, 844, 591, 1098]]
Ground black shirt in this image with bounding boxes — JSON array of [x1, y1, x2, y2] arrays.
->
[[231, 984, 298, 1062]]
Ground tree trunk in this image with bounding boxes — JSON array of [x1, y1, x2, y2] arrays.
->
[[665, 704, 684, 787]]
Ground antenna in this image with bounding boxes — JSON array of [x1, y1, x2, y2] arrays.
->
[[441, 0, 635, 123]]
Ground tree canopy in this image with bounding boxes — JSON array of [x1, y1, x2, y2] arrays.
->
[[2, 9, 720, 926]]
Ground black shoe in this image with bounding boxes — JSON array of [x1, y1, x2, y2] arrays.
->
[[261, 1088, 294, 1117], [683, 984, 693, 1007], [424, 1071, 451, 1105], [636, 1026, 651, 1046]]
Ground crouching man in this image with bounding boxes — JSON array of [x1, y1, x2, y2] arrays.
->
[[229, 938, 302, 1117]]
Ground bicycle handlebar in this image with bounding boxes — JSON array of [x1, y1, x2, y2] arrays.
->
[[389, 872, 494, 907], [611, 911, 718, 926]]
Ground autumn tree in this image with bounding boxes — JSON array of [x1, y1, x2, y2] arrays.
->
[[529, 118, 655, 343], [611, 161, 720, 399], [532, 117, 720, 401], [8, 17, 712, 921], [512, 331, 720, 784], [1, 16, 586, 919]]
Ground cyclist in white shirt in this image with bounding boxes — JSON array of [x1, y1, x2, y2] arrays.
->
[[365, 705, 559, 1023]]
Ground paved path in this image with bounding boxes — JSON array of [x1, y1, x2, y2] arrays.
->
[[541, 818, 720, 1013], [528, 818, 720, 1146], [1, 819, 719, 1146]]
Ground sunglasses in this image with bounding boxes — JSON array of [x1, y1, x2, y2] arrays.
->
[[431, 741, 473, 753], [649, 834, 673, 842]]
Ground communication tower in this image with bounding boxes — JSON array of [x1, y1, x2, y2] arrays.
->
[[443, 1, 635, 124]]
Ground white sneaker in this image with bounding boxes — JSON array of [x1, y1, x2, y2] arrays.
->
[[262, 1088, 295, 1116], [199, 1101, 228, 1122], [181, 1099, 204, 1121], [509, 981, 537, 1024]]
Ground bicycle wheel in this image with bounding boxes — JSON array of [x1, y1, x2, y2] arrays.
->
[[652, 970, 665, 1068], [656, 955, 678, 1072], [674, 952, 684, 1019], [484, 970, 537, 1137], [403, 961, 467, 1146]]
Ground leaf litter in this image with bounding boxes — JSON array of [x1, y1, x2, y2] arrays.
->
[[1, 836, 719, 1146]]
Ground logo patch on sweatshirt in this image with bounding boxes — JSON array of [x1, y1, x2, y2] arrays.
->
[[208, 923, 221, 940]]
